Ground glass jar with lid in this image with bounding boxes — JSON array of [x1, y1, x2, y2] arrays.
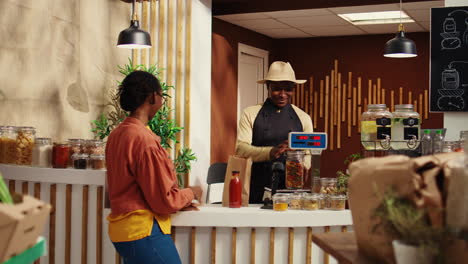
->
[[72, 153, 89, 169], [85, 139, 105, 155], [319, 178, 337, 195], [288, 193, 303, 210], [1, 126, 17, 164], [329, 194, 347, 210], [302, 193, 320, 210], [311, 176, 321, 193], [391, 104, 420, 150], [32, 138, 52, 167], [361, 104, 393, 150], [90, 154, 106, 170], [15, 127, 36, 165], [272, 193, 290, 211], [68, 139, 84, 167], [52, 142, 70, 168], [285, 150, 305, 189], [457, 131, 468, 152]]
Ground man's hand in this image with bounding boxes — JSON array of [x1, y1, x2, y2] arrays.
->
[[181, 203, 200, 211], [188, 186, 203, 202], [269, 140, 290, 160]]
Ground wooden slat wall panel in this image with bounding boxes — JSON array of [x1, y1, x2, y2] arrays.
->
[[175, 0, 184, 155], [324, 226, 330, 264], [287, 228, 294, 264], [306, 227, 312, 264], [8, 180, 15, 194], [269, 228, 275, 264], [150, 0, 157, 66], [183, 0, 192, 168], [250, 228, 256, 264], [34, 183, 40, 199], [141, 1, 149, 65], [158, 0, 166, 69], [325, 76, 330, 134], [211, 227, 216, 264], [319, 80, 324, 118], [231, 228, 237, 264], [191, 227, 196, 264]]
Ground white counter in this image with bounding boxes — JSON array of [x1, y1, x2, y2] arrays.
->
[[172, 204, 352, 227]]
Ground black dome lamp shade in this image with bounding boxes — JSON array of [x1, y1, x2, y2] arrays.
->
[[117, 0, 152, 49], [383, 0, 417, 58]]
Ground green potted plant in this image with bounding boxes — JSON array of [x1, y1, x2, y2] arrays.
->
[[91, 58, 196, 187], [336, 153, 363, 195]]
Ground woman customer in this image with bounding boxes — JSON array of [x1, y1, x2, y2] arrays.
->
[[106, 70, 202, 264]]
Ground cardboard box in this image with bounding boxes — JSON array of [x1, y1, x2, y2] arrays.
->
[[0, 195, 51, 263]]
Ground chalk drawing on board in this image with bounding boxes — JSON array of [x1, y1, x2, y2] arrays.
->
[[437, 61, 468, 111], [440, 9, 468, 50]]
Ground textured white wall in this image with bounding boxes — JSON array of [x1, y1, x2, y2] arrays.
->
[[443, 0, 468, 140], [189, 0, 212, 194], [0, 0, 130, 141]]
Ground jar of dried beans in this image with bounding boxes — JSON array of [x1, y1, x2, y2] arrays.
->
[[85, 139, 105, 155], [68, 139, 84, 167], [285, 150, 305, 189], [90, 154, 106, 170]]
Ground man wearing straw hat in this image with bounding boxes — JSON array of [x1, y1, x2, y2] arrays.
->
[[236, 61, 313, 204]]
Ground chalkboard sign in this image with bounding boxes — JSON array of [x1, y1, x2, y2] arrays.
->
[[430, 6, 468, 112]]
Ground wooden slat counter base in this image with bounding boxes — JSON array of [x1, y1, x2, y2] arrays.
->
[[172, 205, 353, 264], [312, 233, 374, 264]]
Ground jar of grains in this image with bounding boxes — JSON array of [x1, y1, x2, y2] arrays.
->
[[85, 139, 105, 155], [302, 193, 321, 210], [15, 127, 36, 165], [288, 193, 303, 210], [89, 154, 106, 170], [0, 126, 17, 164], [68, 139, 84, 167]]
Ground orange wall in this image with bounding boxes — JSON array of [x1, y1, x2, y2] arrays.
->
[[211, 21, 443, 176]]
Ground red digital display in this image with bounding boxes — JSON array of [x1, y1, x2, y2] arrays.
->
[[311, 136, 321, 140], [296, 136, 308, 140], [307, 142, 321, 146]]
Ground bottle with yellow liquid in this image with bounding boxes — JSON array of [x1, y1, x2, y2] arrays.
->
[[360, 104, 393, 150]]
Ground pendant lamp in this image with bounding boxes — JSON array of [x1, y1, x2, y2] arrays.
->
[[383, 0, 417, 58], [117, 0, 152, 49]]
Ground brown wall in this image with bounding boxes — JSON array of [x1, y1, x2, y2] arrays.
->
[[211, 24, 443, 177], [211, 18, 276, 163]]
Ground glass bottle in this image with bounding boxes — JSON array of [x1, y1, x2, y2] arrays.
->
[[302, 193, 320, 210], [68, 139, 83, 167], [52, 142, 70, 168], [421, 130, 432, 155], [361, 104, 393, 150], [433, 130, 444, 154], [285, 150, 305, 189], [457, 130, 468, 152], [229, 171, 241, 208], [32, 138, 52, 167], [15, 127, 36, 165], [289, 193, 303, 210], [391, 104, 420, 150]]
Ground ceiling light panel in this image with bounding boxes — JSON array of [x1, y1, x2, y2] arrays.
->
[[338, 11, 414, 25]]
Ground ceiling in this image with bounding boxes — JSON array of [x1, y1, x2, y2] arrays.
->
[[214, 0, 444, 38]]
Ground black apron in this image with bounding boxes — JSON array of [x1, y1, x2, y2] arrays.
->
[[249, 99, 303, 204]]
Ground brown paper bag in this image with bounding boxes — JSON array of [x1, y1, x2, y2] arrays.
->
[[222, 155, 252, 207], [348, 153, 462, 264]]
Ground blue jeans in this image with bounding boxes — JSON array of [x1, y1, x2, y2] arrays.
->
[[112, 221, 182, 264]]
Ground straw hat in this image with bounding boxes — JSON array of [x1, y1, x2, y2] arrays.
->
[[257, 61, 306, 84]]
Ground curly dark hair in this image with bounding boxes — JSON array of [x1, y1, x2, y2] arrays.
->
[[118, 70, 162, 112]]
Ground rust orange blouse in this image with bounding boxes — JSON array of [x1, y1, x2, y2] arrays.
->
[[105, 117, 194, 241]]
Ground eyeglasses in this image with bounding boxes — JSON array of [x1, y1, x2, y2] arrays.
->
[[269, 82, 295, 92]]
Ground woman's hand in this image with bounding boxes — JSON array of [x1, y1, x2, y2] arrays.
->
[[188, 186, 203, 202], [181, 203, 200, 211]]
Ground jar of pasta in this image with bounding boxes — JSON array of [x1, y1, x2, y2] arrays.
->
[[288, 193, 303, 210], [32, 138, 52, 167], [52, 142, 70, 168], [68, 139, 84, 167], [15, 127, 36, 165], [302, 193, 320, 210], [272, 193, 290, 211], [286, 150, 305, 189], [0, 126, 17, 164], [90, 154, 106, 170], [85, 139, 105, 155]]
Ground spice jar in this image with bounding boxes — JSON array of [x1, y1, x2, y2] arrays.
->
[[289, 193, 303, 210], [32, 138, 52, 167], [90, 154, 106, 170], [85, 139, 105, 155], [68, 139, 84, 167], [52, 142, 70, 168], [361, 104, 393, 150], [391, 104, 420, 150], [319, 178, 337, 195], [286, 150, 305, 189], [311, 177, 321, 193], [272, 193, 290, 211], [0, 126, 17, 164], [329, 195, 347, 210], [15, 127, 36, 165], [302, 193, 320, 210], [72, 153, 89, 169]]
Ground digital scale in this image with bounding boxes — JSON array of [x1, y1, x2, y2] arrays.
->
[[288, 132, 327, 154]]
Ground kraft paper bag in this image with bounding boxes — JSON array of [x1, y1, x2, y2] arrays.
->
[[222, 155, 252, 207], [347, 153, 461, 264]]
